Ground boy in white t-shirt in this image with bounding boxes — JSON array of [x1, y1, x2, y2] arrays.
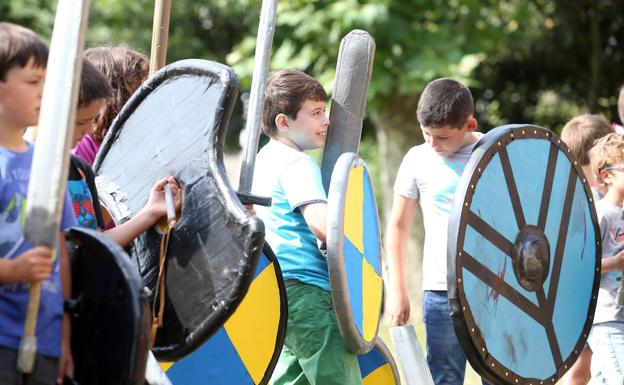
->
[[386, 78, 486, 385], [586, 133, 624, 384]]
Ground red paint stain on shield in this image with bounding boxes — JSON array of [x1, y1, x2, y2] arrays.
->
[[490, 258, 508, 302]]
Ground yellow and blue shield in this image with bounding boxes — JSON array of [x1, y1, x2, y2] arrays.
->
[[448, 125, 601, 385], [160, 244, 286, 384], [359, 338, 401, 385], [327, 152, 383, 354]]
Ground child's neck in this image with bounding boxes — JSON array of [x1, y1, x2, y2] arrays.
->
[[604, 188, 624, 207], [274, 136, 303, 152], [0, 124, 29, 152]]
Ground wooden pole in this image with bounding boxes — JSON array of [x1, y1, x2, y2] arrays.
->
[[149, 0, 172, 77]]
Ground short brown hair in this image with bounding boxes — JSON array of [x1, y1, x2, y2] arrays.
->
[[78, 60, 113, 107], [560, 114, 612, 165], [417, 78, 474, 129], [85, 46, 148, 142], [618, 85, 624, 124], [589, 133, 624, 193], [0, 22, 48, 81], [262, 69, 327, 137]]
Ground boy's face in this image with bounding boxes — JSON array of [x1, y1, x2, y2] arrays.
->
[[279, 99, 329, 151], [600, 162, 624, 195], [0, 58, 45, 131], [72, 100, 102, 147], [421, 116, 477, 157]]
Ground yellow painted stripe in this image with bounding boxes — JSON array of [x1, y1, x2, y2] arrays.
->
[[160, 362, 173, 371], [344, 167, 364, 254], [224, 263, 281, 384], [362, 258, 383, 342], [363, 364, 395, 385]]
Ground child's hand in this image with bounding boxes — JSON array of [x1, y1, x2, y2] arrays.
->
[[387, 287, 411, 326], [57, 314, 74, 384], [143, 176, 182, 223], [11, 246, 53, 282]]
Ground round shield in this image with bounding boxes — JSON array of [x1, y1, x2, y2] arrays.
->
[[359, 338, 401, 385], [448, 125, 601, 385], [327, 152, 383, 354], [66, 227, 151, 385], [93, 59, 264, 361], [160, 243, 286, 385]]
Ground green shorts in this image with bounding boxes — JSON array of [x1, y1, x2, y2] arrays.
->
[[270, 282, 362, 385]]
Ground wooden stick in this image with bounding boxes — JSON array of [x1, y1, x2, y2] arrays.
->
[[18, 0, 90, 373], [149, 0, 172, 77]]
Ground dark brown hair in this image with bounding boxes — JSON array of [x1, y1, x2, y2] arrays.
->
[[85, 46, 148, 142], [78, 60, 113, 107], [416, 78, 474, 129], [561, 114, 612, 166], [0, 22, 48, 81], [262, 69, 327, 137]]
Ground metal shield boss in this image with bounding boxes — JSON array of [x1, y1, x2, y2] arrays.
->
[[66, 227, 151, 385], [93, 59, 264, 361], [161, 243, 287, 385], [448, 125, 601, 385], [327, 152, 384, 354]]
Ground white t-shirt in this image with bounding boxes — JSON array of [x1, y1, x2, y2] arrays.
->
[[394, 135, 482, 291], [594, 198, 624, 324]]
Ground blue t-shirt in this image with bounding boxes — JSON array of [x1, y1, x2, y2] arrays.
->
[[0, 143, 77, 357], [252, 140, 329, 290]]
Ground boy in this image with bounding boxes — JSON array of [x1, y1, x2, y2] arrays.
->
[[613, 86, 624, 132], [251, 69, 361, 385], [0, 22, 77, 385], [559, 114, 613, 385], [69, 59, 180, 243], [586, 133, 624, 384], [385, 78, 485, 385]]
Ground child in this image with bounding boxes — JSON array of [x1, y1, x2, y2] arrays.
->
[[0, 22, 77, 385], [69, 59, 181, 245], [586, 133, 624, 383], [614, 86, 624, 133], [251, 69, 361, 385], [386, 78, 486, 385], [73, 46, 148, 165], [559, 114, 613, 385]]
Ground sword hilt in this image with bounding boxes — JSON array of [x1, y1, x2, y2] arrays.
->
[[164, 183, 177, 228]]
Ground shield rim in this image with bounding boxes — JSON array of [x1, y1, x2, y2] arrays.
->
[[327, 152, 383, 354], [447, 124, 601, 385]]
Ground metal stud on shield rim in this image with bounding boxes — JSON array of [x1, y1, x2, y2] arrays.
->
[[447, 125, 601, 385]]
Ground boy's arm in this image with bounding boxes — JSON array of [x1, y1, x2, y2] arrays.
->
[[0, 247, 53, 283], [58, 232, 74, 383], [103, 177, 181, 247], [601, 249, 624, 272], [385, 193, 418, 326], [300, 202, 327, 243]]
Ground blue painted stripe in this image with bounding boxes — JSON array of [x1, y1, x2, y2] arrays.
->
[[166, 327, 254, 384], [344, 236, 364, 336], [358, 344, 387, 378], [362, 169, 381, 274], [253, 251, 271, 280]]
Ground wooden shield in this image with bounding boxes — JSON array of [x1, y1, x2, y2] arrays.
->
[[448, 125, 601, 385], [327, 152, 383, 354], [160, 243, 286, 385], [93, 59, 264, 361], [359, 338, 401, 385], [66, 227, 151, 385]]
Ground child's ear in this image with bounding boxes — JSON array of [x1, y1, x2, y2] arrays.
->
[[465, 116, 478, 132], [275, 113, 289, 131]]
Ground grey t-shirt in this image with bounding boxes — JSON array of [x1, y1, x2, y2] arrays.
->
[[393, 135, 482, 291], [594, 198, 624, 324]]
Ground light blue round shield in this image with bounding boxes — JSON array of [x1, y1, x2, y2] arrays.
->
[[448, 125, 601, 385]]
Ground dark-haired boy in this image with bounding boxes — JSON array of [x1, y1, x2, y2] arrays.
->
[[252, 69, 362, 385], [0, 22, 77, 385], [386, 78, 486, 385]]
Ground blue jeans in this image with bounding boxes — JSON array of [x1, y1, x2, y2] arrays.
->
[[587, 321, 624, 384], [423, 290, 489, 385]]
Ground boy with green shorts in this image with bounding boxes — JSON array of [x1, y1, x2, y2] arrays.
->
[[252, 69, 362, 385]]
